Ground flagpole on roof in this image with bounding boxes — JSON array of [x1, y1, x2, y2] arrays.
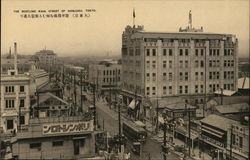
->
[[133, 8, 135, 27]]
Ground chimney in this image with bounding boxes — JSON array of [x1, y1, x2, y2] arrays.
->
[[14, 42, 18, 74]]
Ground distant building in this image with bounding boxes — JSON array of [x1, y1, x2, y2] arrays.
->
[[88, 59, 122, 93], [35, 49, 57, 70], [11, 116, 95, 159], [121, 12, 238, 108]]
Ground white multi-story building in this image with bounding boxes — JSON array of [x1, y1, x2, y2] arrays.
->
[[121, 16, 238, 105], [0, 43, 30, 133]]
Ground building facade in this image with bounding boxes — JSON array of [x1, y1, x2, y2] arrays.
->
[[11, 116, 95, 159], [0, 70, 30, 133], [121, 25, 238, 104], [35, 49, 57, 70], [88, 60, 122, 92]]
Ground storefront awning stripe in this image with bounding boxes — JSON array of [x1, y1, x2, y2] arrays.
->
[[202, 128, 223, 138], [202, 125, 225, 136]]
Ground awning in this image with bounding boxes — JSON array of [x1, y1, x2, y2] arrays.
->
[[135, 121, 146, 127], [202, 125, 225, 136], [73, 136, 87, 140], [202, 128, 223, 138], [128, 99, 139, 109]]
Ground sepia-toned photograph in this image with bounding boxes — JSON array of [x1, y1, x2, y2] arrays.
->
[[1, 0, 249, 159]]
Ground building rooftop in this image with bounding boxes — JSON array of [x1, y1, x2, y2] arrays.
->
[[36, 49, 56, 55], [212, 96, 250, 105], [214, 90, 237, 96], [214, 103, 249, 114], [201, 114, 238, 131], [1, 74, 30, 81]]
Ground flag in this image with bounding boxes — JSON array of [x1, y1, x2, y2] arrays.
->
[[133, 8, 135, 18]]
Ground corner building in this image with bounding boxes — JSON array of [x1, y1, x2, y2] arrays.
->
[[121, 25, 238, 103]]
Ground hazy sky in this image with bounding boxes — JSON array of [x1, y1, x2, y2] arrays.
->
[[1, 0, 249, 57]]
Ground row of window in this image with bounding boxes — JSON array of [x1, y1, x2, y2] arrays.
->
[[103, 77, 120, 83], [209, 49, 220, 56], [103, 70, 121, 76], [209, 72, 220, 80], [5, 86, 25, 93], [224, 71, 234, 79], [195, 72, 204, 81], [224, 49, 234, 56], [30, 140, 65, 149], [195, 60, 204, 68], [209, 60, 220, 67], [195, 49, 204, 56], [146, 60, 173, 69], [195, 85, 204, 93], [5, 99, 25, 109]]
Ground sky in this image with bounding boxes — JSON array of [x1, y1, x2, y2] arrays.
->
[[1, 0, 249, 57]]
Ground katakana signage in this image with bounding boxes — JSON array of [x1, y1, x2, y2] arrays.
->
[[43, 121, 93, 135]]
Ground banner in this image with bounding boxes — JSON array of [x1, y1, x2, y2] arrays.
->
[[43, 121, 93, 135]]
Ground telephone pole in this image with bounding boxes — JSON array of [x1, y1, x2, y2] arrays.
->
[[156, 98, 159, 133], [118, 99, 121, 152], [80, 71, 83, 112], [188, 107, 191, 157], [163, 120, 167, 160]]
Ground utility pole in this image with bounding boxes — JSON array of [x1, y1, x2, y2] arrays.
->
[[163, 120, 167, 160], [109, 80, 112, 109], [134, 88, 137, 121], [80, 71, 83, 112], [156, 98, 159, 133], [118, 99, 121, 152], [220, 88, 223, 105], [230, 125, 233, 160], [74, 72, 77, 107], [93, 84, 96, 130], [188, 107, 191, 157]]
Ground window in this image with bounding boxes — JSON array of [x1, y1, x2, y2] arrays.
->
[[146, 87, 150, 95], [195, 85, 198, 93], [163, 73, 167, 81], [227, 60, 231, 67], [216, 72, 220, 79], [152, 49, 156, 56], [239, 137, 243, 148], [200, 61, 204, 67], [146, 61, 150, 69], [163, 86, 167, 95], [179, 61, 183, 68], [213, 49, 216, 56], [152, 73, 156, 81], [195, 49, 199, 56], [200, 49, 204, 56], [179, 49, 183, 56], [169, 73, 173, 81], [209, 49, 212, 56], [231, 71, 234, 79], [209, 84, 213, 93], [5, 99, 15, 109], [224, 49, 227, 56], [185, 61, 188, 68], [200, 72, 204, 80], [195, 61, 199, 68], [163, 61, 167, 68], [185, 72, 188, 81], [200, 85, 204, 93], [163, 49, 167, 56], [216, 60, 220, 67], [231, 60, 234, 67], [30, 143, 41, 149], [169, 86, 172, 95], [169, 61, 172, 68], [7, 120, 14, 130], [224, 60, 227, 67], [5, 86, 14, 93], [152, 87, 156, 95], [152, 61, 156, 69], [20, 99, 25, 108], [185, 49, 188, 56], [209, 60, 212, 67], [103, 70, 105, 75], [53, 141, 64, 147], [179, 72, 183, 81], [216, 49, 220, 56], [20, 86, 25, 92], [179, 86, 183, 94], [20, 116, 25, 125], [146, 49, 150, 56], [169, 49, 173, 56], [195, 72, 199, 81], [209, 72, 212, 80], [185, 86, 188, 94], [224, 72, 227, 79]]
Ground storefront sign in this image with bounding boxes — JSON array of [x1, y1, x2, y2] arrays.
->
[[201, 135, 225, 148], [43, 121, 93, 135]]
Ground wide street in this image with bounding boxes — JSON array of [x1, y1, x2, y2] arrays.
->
[[63, 81, 181, 160]]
